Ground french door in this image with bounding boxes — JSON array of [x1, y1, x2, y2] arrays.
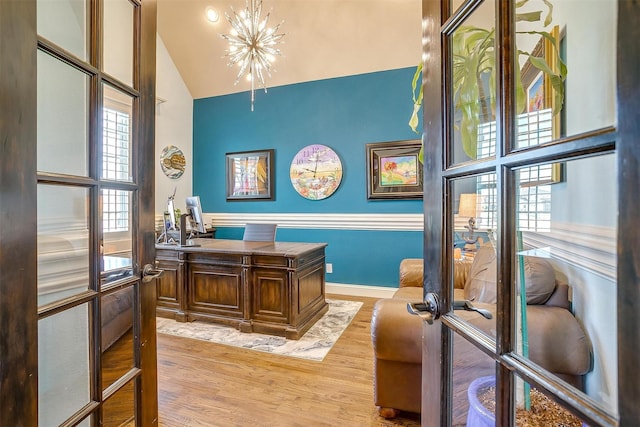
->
[[420, 0, 638, 426], [0, 0, 158, 425]]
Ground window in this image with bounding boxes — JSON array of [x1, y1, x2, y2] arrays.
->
[[475, 108, 556, 233], [102, 106, 130, 232]]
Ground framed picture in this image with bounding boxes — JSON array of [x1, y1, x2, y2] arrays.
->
[[526, 71, 545, 113], [520, 25, 561, 131], [366, 140, 423, 200], [225, 149, 274, 201], [520, 25, 563, 184]]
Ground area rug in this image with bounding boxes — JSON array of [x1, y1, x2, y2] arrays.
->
[[156, 299, 362, 361]]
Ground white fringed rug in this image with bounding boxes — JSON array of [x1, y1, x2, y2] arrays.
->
[[156, 299, 362, 361]]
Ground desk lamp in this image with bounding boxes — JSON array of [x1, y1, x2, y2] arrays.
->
[[458, 193, 479, 253]]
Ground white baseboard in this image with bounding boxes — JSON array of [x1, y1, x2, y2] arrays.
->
[[325, 282, 398, 299]]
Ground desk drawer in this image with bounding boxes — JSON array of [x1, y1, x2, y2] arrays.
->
[[187, 263, 245, 319], [252, 255, 288, 268], [188, 252, 245, 266]]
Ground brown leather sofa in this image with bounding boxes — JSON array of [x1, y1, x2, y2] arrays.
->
[[370, 246, 592, 418]]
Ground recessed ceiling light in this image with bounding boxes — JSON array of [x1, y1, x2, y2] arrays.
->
[[206, 7, 219, 23]]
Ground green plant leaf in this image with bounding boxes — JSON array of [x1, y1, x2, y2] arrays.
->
[[409, 102, 421, 134], [527, 55, 554, 74], [541, 0, 554, 26], [408, 63, 423, 134], [549, 74, 566, 115], [516, 11, 542, 22]]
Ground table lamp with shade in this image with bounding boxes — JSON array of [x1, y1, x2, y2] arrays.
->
[[458, 193, 480, 253]]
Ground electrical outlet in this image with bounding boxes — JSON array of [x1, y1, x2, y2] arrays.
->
[[326, 263, 333, 274]]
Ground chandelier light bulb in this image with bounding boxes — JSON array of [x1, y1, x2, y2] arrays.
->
[[221, 0, 285, 111]]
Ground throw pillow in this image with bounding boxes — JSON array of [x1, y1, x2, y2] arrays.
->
[[463, 246, 557, 305], [522, 256, 556, 304]]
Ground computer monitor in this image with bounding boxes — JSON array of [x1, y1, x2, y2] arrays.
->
[[166, 197, 177, 230], [185, 196, 206, 234]]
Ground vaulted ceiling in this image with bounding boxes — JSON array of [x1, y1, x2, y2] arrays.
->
[[157, 0, 422, 100]]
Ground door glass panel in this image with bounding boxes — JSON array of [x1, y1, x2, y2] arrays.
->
[[102, 189, 133, 285], [452, 332, 496, 426], [103, 0, 135, 86], [102, 380, 136, 427], [37, 50, 89, 177], [513, 0, 616, 148], [453, 173, 497, 262], [451, 0, 496, 164], [102, 84, 134, 183], [514, 154, 617, 415], [101, 286, 135, 390], [451, 172, 499, 426], [37, 184, 90, 306], [37, 0, 88, 60], [38, 303, 91, 426]]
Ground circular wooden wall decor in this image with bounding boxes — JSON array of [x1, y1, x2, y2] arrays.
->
[[160, 145, 186, 179]]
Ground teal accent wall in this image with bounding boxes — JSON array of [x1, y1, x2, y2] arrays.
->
[[193, 67, 424, 287]]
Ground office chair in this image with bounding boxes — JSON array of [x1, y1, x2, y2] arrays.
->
[[242, 223, 277, 242]]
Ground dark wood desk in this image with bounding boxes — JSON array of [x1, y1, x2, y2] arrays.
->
[[155, 239, 328, 339]]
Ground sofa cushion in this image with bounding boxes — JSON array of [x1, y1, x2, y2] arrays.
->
[[464, 246, 557, 305], [399, 258, 423, 288], [463, 246, 497, 303], [523, 256, 557, 304]]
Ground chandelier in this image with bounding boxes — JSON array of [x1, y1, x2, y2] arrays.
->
[[221, 0, 285, 111]]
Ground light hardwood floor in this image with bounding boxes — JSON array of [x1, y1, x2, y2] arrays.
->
[[157, 294, 421, 427]]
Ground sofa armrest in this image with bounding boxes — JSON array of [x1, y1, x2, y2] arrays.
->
[[371, 298, 423, 364], [399, 258, 470, 289], [466, 302, 591, 379], [399, 258, 423, 288], [526, 305, 591, 376]]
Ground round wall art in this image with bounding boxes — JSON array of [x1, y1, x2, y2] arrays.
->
[[290, 144, 343, 200], [160, 145, 186, 179]]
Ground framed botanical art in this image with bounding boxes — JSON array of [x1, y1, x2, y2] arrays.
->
[[225, 149, 274, 201], [366, 139, 423, 200]]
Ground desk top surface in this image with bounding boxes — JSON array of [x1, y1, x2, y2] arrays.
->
[[156, 238, 327, 257]]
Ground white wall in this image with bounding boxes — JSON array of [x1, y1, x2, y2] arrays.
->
[[155, 35, 194, 222], [550, 1, 618, 415], [556, 0, 617, 135]]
